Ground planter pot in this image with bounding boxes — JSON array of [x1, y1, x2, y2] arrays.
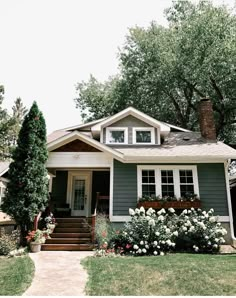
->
[[137, 201, 201, 209], [30, 242, 41, 253]]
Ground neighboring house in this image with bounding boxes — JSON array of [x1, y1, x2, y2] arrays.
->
[[47, 99, 236, 247], [0, 161, 15, 234]]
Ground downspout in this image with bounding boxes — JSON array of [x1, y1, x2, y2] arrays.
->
[[224, 159, 236, 241]]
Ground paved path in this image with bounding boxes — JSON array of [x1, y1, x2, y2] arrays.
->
[[23, 251, 94, 296]]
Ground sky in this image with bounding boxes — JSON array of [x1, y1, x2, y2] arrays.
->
[[0, 0, 235, 134]]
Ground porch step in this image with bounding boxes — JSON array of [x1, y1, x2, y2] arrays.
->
[[46, 238, 91, 244], [55, 222, 91, 228], [56, 217, 92, 223], [50, 232, 91, 238], [55, 227, 91, 233], [41, 243, 94, 251]]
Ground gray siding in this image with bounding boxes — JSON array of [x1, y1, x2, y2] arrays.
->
[[113, 160, 137, 215], [103, 115, 158, 144], [113, 161, 229, 216], [197, 163, 228, 216], [51, 171, 68, 206]]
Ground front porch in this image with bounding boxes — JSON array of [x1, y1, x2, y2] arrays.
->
[[49, 169, 110, 218]]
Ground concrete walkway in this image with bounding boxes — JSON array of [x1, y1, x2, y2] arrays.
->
[[23, 251, 94, 296]]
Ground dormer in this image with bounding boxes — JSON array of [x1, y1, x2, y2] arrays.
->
[[91, 107, 171, 145]]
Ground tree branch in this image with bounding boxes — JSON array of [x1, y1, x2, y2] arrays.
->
[[209, 76, 224, 101]]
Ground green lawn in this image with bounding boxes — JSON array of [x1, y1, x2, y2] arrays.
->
[[0, 255, 35, 296], [82, 253, 236, 296]]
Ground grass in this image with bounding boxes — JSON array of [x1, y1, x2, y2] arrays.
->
[[82, 253, 236, 296], [0, 255, 35, 296]]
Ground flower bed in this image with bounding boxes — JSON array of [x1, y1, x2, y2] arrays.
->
[[137, 200, 201, 209]]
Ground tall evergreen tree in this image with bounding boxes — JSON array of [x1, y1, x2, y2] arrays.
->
[[2, 101, 48, 240]]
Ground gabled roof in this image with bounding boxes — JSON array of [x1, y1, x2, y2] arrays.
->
[[91, 107, 171, 136], [64, 117, 109, 131], [47, 130, 124, 161]]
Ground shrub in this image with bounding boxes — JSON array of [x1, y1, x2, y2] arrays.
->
[[0, 231, 19, 256], [112, 207, 227, 256], [95, 213, 114, 249], [113, 207, 177, 256], [176, 208, 227, 253]]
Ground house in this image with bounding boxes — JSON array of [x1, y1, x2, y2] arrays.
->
[[0, 161, 15, 235], [46, 98, 236, 250]]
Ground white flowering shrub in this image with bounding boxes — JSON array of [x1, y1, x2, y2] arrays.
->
[[176, 208, 227, 252], [112, 207, 227, 256], [113, 207, 177, 256]]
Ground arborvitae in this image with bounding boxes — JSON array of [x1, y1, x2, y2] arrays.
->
[[2, 101, 48, 241]]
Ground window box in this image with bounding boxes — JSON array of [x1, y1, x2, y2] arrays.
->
[[137, 200, 201, 209]]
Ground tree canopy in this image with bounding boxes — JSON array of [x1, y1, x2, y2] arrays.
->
[[0, 87, 27, 159], [75, 0, 236, 142], [2, 101, 48, 237]]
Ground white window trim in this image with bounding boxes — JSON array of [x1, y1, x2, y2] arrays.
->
[[106, 127, 128, 145], [137, 165, 200, 199], [132, 127, 155, 145]]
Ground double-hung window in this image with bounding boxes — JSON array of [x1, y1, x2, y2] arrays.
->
[[141, 170, 156, 197], [137, 166, 199, 199]]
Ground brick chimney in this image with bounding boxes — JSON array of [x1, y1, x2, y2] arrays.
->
[[198, 98, 216, 141]]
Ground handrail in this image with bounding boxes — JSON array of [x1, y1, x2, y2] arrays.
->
[[33, 211, 42, 230]]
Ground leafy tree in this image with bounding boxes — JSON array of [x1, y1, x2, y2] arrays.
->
[[9, 98, 27, 147], [2, 101, 49, 242], [75, 0, 236, 142], [0, 89, 27, 159], [0, 86, 13, 159]]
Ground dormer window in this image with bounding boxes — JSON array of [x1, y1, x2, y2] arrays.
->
[[133, 127, 155, 144], [106, 127, 128, 144]]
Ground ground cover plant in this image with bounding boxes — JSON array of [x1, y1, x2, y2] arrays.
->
[[82, 254, 236, 296], [0, 255, 34, 295]]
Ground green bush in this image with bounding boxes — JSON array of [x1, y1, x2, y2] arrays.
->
[[0, 231, 18, 256], [95, 213, 115, 249], [112, 207, 227, 255]]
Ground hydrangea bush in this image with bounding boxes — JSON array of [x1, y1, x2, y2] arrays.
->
[[112, 207, 227, 256], [176, 208, 227, 252], [113, 207, 177, 256]]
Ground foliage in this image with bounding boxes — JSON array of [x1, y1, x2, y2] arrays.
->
[[113, 207, 177, 256], [75, 1, 236, 142], [112, 207, 227, 255], [0, 256, 34, 296], [82, 254, 236, 296], [0, 86, 27, 160], [26, 229, 50, 244], [0, 230, 19, 255], [94, 213, 115, 250], [1, 101, 49, 241], [176, 208, 227, 252], [138, 194, 199, 202]]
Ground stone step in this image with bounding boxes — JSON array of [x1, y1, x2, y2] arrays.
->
[[41, 243, 94, 251], [56, 217, 92, 224], [50, 232, 91, 238], [46, 238, 91, 244], [55, 227, 91, 233]]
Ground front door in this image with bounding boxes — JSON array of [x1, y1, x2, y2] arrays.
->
[[71, 173, 91, 216]]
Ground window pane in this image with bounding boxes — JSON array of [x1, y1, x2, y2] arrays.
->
[[179, 169, 194, 198], [136, 131, 151, 143], [109, 130, 124, 143], [161, 170, 174, 197], [142, 185, 156, 197]]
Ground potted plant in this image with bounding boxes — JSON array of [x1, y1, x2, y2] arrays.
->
[[44, 215, 57, 233], [26, 229, 51, 252]]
